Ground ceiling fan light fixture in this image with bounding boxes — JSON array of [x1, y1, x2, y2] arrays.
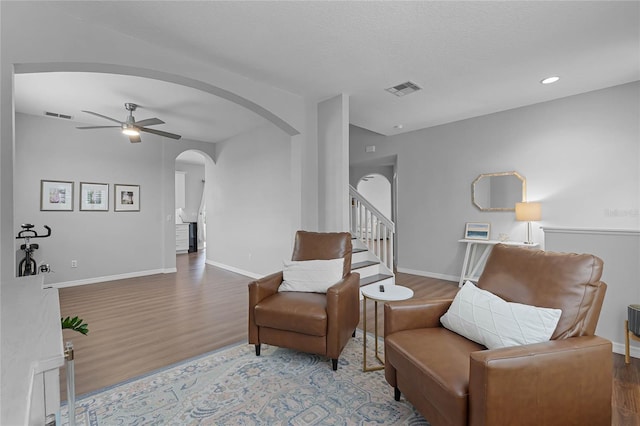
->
[[78, 104, 182, 142], [122, 127, 140, 136]]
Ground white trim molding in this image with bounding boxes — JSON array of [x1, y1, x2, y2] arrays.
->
[[543, 227, 640, 236], [50, 269, 173, 289], [613, 341, 640, 359], [397, 267, 459, 283], [205, 260, 262, 279]]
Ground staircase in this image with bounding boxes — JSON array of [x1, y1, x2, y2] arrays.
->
[[349, 185, 395, 290], [351, 238, 395, 288]]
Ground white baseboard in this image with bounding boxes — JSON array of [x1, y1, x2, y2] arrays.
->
[[50, 268, 173, 289], [205, 260, 261, 279], [397, 267, 459, 283], [613, 341, 640, 359]]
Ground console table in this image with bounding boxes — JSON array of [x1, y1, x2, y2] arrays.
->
[[458, 239, 539, 287]]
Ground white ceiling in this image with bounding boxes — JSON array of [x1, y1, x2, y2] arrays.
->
[[14, 73, 268, 144], [13, 1, 640, 142]]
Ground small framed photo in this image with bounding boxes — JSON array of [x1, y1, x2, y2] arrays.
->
[[41, 180, 74, 211], [80, 182, 109, 211], [465, 222, 490, 240], [114, 184, 140, 212]]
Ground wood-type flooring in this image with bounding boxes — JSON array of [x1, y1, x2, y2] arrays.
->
[[59, 250, 639, 425]]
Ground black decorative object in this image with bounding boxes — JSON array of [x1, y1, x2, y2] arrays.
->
[[629, 304, 640, 337], [188, 222, 198, 253]]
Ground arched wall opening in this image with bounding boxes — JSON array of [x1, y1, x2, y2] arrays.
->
[[10, 63, 303, 282], [175, 150, 212, 258], [350, 156, 398, 267], [356, 173, 392, 220], [14, 63, 300, 137]]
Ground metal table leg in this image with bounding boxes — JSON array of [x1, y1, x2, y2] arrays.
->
[[363, 296, 384, 372]]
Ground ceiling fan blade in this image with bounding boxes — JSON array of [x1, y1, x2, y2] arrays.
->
[[76, 125, 121, 129], [139, 127, 182, 140], [81, 110, 123, 124], [129, 134, 142, 143], [134, 118, 164, 127]]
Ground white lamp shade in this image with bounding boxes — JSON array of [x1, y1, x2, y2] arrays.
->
[[515, 202, 541, 221]]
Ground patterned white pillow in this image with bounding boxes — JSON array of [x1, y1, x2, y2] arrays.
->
[[279, 258, 344, 293], [440, 281, 562, 349]]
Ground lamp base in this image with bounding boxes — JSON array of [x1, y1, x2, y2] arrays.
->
[[524, 221, 534, 245]]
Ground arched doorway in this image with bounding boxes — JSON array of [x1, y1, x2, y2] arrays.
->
[[175, 150, 211, 258], [356, 173, 392, 220], [11, 64, 302, 278]]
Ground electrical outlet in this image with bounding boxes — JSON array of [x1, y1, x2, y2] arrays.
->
[[71, 260, 78, 268]]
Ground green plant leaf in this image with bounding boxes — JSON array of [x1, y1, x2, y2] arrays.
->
[[61, 316, 89, 335]]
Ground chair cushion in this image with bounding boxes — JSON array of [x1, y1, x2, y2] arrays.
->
[[279, 258, 344, 293], [291, 231, 352, 277], [440, 281, 562, 349], [386, 328, 485, 426], [254, 292, 327, 336]]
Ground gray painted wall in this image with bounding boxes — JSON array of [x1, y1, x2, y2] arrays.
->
[[350, 82, 640, 280], [207, 123, 294, 276], [318, 94, 350, 232], [13, 112, 216, 285]]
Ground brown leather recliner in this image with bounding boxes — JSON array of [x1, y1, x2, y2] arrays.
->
[[248, 231, 360, 370], [384, 244, 612, 426]]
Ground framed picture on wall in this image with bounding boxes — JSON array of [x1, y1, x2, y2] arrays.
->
[[40, 180, 74, 211], [114, 184, 140, 212], [80, 182, 109, 211], [464, 222, 490, 240]]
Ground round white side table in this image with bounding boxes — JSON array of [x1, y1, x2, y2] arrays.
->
[[361, 283, 414, 372]]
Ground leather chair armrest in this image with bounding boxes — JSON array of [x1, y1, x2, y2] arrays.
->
[[469, 336, 612, 426], [384, 298, 453, 337], [248, 271, 283, 344], [326, 272, 361, 358], [248, 271, 283, 302]]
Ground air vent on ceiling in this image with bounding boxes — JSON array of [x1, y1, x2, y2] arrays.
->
[[385, 81, 422, 97], [44, 111, 73, 120]]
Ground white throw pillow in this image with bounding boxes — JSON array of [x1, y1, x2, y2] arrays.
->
[[279, 258, 344, 293], [440, 281, 562, 350]]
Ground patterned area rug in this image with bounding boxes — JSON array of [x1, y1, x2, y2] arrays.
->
[[61, 333, 429, 425]]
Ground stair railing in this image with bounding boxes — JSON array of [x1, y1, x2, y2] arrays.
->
[[349, 185, 395, 271]]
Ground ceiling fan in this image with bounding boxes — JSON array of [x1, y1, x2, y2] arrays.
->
[[76, 103, 182, 143]]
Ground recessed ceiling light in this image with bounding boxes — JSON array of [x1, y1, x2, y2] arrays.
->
[[394, 124, 404, 129], [540, 76, 560, 85]]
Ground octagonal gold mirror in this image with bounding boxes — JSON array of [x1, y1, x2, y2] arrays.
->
[[472, 171, 526, 211]]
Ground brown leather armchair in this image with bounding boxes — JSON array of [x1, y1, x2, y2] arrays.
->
[[384, 244, 612, 426], [248, 231, 360, 370]]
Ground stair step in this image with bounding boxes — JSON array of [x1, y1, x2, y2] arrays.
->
[[353, 248, 368, 254], [359, 274, 394, 287], [352, 260, 379, 270]]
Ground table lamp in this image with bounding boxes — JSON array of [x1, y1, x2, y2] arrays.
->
[[515, 202, 541, 244]]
